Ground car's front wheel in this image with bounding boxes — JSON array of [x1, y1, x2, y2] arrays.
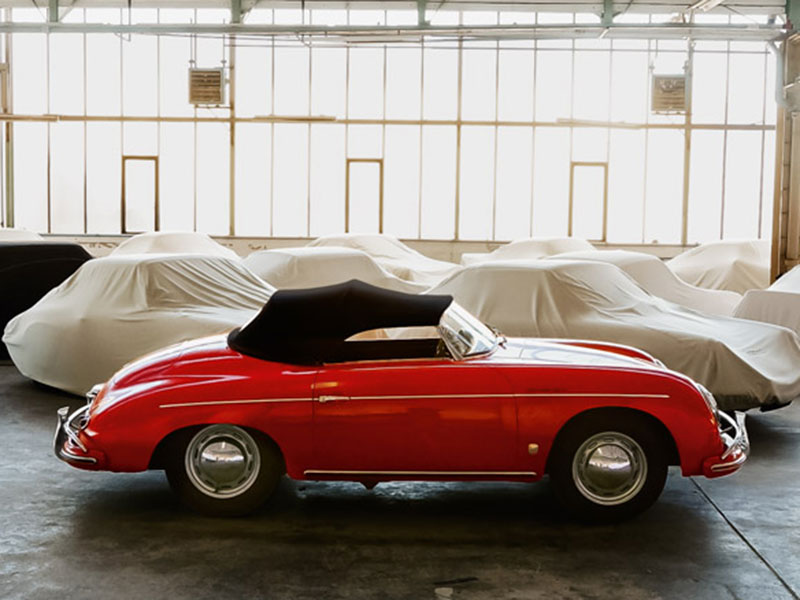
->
[[164, 424, 284, 517], [548, 411, 669, 522]]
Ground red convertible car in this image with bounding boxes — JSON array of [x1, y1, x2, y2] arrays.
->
[[55, 280, 748, 521]]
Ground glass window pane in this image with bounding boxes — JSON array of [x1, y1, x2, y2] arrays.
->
[[12, 34, 47, 114], [420, 126, 456, 240], [724, 130, 762, 239], [49, 34, 84, 115], [13, 123, 48, 231], [124, 159, 156, 233], [383, 126, 420, 238], [347, 124, 382, 157], [159, 35, 193, 117], [573, 51, 610, 121], [644, 129, 683, 244], [196, 123, 229, 235], [274, 47, 309, 116], [727, 54, 765, 124], [571, 164, 605, 240], [235, 123, 271, 236], [87, 33, 121, 116], [385, 48, 421, 120], [236, 46, 272, 118], [498, 49, 534, 122], [495, 127, 533, 240], [761, 131, 775, 239], [692, 53, 727, 123], [87, 123, 121, 233], [688, 130, 724, 243], [607, 130, 645, 243], [123, 122, 157, 155], [532, 127, 570, 237], [309, 124, 345, 236], [348, 161, 381, 234], [459, 126, 494, 240], [273, 123, 308, 236], [461, 47, 497, 120], [122, 34, 158, 116], [311, 47, 346, 118], [50, 123, 84, 234], [535, 51, 572, 122], [159, 123, 194, 231], [423, 48, 458, 120], [572, 128, 608, 162], [349, 48, 384, 119], [610, 52, 648, 123]]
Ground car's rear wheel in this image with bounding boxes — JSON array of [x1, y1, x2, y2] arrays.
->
[[548, 412, 668, 522], [164, 424, 284, 517]]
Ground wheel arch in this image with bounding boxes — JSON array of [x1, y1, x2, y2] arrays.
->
[[544, 406, 680, 475], [147, 424, 286, 471]]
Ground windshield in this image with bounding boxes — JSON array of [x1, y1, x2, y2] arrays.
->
[[438, 302, 498, 360]]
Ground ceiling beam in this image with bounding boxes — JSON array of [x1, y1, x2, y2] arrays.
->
[[48, 0, 58, 22]]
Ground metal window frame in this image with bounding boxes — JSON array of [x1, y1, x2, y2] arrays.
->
[[120, 154, 159, 233], [568, 160, 609, 242], [345, 157, 384, 234]]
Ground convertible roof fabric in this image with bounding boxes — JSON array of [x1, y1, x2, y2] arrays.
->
[[429, 260, 800, 410], [307, 234, 460, 286], [462, 237, 594, 266], [243, 247, 428, 293], [229, 279, 452, 364], [0, 242, 92, 359], [668, 240, 770, 294], [552, 249, 742, 316], [3, 254, 273, 395], [112, 231, 239, 259]]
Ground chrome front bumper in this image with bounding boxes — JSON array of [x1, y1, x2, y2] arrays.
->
[[705, 411, 749, 476], [54, 405, 97, 464]]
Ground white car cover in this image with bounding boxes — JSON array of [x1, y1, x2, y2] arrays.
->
[[0, 228, 43, 241], [461, 237, 595, 266], [734, 265, 800, 335], [3, 254, 273, 395], [112, 231, 239, 260], [668, 239, 770, 294], [243, 247, 428, 293], [552, 250, 742, 316], [307, 234, 460, 286], [429, 260, 800, 410]]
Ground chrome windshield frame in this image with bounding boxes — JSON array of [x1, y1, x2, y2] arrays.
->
[[438, 302, 499, 361]]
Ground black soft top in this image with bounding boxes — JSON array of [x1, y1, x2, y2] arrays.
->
[[228, 279, 453, 364]]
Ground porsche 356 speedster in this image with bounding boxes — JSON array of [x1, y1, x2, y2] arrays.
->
[[54, 280, 748, 521]]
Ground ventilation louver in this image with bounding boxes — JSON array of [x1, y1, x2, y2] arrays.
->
[[189, 68, 226, 106], [651, 74, 687, 114]]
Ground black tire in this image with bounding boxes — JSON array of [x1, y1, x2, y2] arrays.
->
[[164, 424, 284, 517], [548, 411, 669, 523]]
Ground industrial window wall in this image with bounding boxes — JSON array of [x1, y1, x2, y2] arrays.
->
[[2, 7, 777, 244]]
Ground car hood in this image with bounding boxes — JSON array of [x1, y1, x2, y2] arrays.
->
[[491, 337, 663, 371]]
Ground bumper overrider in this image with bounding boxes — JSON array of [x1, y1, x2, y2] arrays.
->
[[53, 384, 106, 470], [703, 411, 749, 478]]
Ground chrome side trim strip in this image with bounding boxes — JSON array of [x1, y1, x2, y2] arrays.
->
[[159, 397, 312, 409], [303, 469, 537, 477], [516, 393, 670, 399]]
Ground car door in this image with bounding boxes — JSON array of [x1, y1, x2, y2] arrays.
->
[[309, 359, 520, 476]]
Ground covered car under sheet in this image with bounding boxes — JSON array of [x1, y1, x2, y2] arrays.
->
[[461, 237, 595, 266], [0, 242, 92, 360], [429, 260, 800, 411], [307, 233, 460, 286], [734, 265, 800, 335], [112, 231, 239, 260], [3, 254, 273, 395], [668, 240, 770, 294], [552, 250, 742, 316], [243, 247, 427, 293]]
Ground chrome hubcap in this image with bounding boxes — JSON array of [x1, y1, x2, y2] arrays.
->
[[572, 432, 647, 506], [185, 425, 260, 499]]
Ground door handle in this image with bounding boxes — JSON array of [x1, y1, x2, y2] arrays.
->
[[317, 395, 350, 403]]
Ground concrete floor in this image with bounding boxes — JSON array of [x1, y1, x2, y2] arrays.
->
[[2, 364, 800, 600]]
